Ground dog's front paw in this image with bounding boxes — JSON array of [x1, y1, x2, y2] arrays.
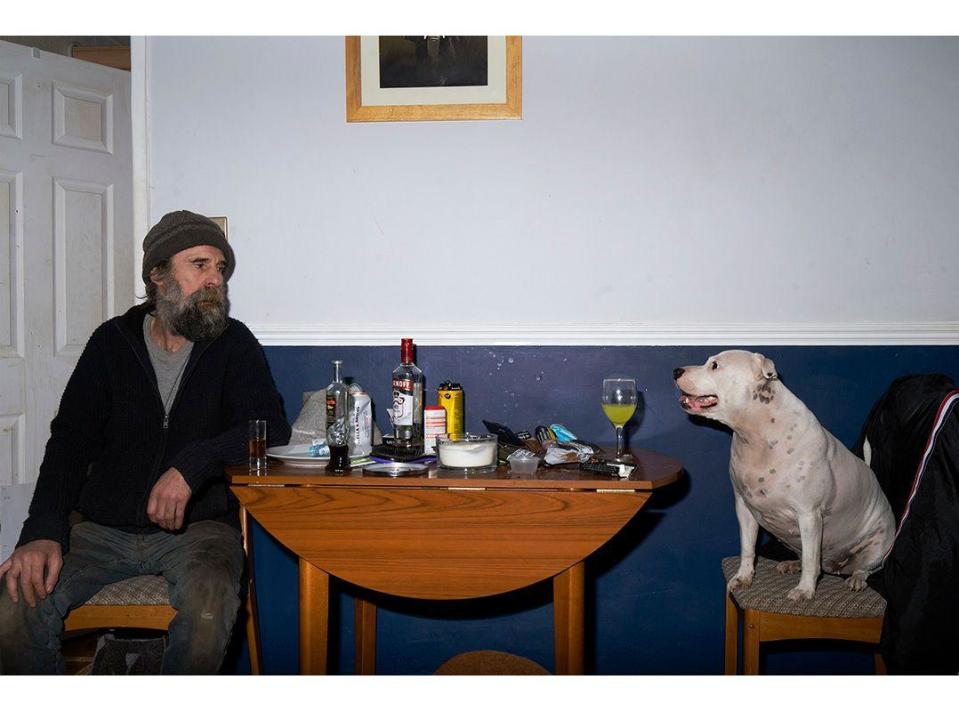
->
[[776, 560, 801, 575], [727, 573, 754, 592], [786, 584, 815, 601], [847, 571, 868, 592]]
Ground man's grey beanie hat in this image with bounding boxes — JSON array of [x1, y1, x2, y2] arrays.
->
[[141, 210, 235, 284]]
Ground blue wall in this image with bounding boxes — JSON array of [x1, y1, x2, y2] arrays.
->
[[245, 344, 959, 674]]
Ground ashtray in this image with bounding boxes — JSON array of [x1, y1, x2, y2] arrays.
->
[[436, 433, 498, 474]]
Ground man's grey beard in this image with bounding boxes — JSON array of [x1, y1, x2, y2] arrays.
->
[[155, 279, 230, 342]]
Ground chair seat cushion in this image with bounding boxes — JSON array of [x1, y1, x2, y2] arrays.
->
[[81, 575, 170, 606], [722, 556, 886, 618]]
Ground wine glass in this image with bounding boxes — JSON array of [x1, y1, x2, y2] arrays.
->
[[602, 376, 637, 462]]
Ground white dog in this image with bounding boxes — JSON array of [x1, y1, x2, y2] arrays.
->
[[673, 350, 894, 601]]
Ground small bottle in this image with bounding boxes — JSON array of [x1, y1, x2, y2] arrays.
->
[[325, 359, 351, 473], [391, 338, 424, 450], [348, 384, 373, 457]]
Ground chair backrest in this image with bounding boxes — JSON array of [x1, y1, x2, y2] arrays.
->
[[63, 575, 175, 633]]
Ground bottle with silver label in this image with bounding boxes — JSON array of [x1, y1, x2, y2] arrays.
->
[[348, 384, 373, 457]]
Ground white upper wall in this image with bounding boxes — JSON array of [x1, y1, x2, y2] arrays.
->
[[146, 37, 959, 344]]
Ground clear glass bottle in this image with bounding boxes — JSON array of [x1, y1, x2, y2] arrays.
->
[[325, 359, 351, 472], [391, 338, 424, 450]]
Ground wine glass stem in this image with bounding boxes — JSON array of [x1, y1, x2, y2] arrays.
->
[[615, 425, 625, 459]]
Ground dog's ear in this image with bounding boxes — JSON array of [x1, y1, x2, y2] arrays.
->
[[752, 352, 778, 381]]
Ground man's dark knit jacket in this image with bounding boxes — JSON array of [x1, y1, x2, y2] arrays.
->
[[18, 303, 291, 551]]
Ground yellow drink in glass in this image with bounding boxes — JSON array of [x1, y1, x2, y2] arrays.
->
[[602, 402, 636, 427]]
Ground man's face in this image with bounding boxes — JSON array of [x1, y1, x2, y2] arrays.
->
[[169, 244, 227, 298], [153, 245, 231, 341]]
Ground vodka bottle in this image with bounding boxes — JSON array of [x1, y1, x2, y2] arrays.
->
[[325, 359, 351, 473], [391, 338, 424, 449]]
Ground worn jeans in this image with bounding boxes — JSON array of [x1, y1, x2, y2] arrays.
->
[[0, 520, 244, 674]]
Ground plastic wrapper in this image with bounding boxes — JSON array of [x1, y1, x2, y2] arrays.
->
[[290, 384, 382, 447], [549, 423, 577, 442], [289, 390, 328, 446], [308, 440, 330, 458], [543, 441, 595, 465]]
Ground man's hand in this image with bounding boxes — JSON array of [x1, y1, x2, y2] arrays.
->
[[147, 467, 193, 531], [0, 539, 63, 607]]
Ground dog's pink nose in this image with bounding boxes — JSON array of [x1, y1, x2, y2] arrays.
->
[[673, 368, 685, 380]]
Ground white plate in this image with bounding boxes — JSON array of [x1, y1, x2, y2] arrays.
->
[[267, 444, 329, 468]]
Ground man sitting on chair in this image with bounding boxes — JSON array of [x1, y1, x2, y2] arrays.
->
[[0, 211, 291, 674]]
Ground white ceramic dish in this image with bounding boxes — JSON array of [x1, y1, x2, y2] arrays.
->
[[267, 444, 329, 468]]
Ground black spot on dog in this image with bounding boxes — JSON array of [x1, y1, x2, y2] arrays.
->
[[787, 448, 794, 454], [758, 477, 765, 483], [769, 468, 776, 475], [754, 382, 775, 405]]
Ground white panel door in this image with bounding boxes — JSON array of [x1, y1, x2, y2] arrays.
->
[[0, 41, 132, 557]]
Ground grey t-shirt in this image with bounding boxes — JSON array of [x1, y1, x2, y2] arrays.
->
[[143, 314, 193, 414]]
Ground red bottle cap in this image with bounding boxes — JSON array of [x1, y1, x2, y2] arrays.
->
[[401, 338, 414, 363]]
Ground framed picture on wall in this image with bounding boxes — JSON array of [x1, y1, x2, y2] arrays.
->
[[345, 36, 522, 122]]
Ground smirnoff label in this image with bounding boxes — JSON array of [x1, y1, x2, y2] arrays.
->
[[392, 378, 415, 425]]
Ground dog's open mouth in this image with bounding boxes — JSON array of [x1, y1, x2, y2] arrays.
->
[[679, 392, 719, 412]]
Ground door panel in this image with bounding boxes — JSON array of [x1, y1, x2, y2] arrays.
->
[[0, 40, 131, 559]]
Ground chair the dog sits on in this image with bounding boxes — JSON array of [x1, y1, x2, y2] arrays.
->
[[722, 556, 886, 674]]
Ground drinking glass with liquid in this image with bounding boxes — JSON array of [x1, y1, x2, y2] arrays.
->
[[249, 419, 268, 473], [601, 376, 637, 462]]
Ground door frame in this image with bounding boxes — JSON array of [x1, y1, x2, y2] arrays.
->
[[130, 36, 150, 304]]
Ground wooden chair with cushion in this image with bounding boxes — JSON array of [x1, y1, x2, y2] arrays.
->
[[62, 572, 262, 673], [60, 509, 262, 673], [722, 556, 886, 674], [63, 574, 175, 634]]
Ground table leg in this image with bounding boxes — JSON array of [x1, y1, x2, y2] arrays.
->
[[354, 595, 377, 674], [553, 562, 585, 675], [299, 559, 330, 674]]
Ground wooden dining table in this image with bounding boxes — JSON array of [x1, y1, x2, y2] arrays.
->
[[227, 446, 682, 674]]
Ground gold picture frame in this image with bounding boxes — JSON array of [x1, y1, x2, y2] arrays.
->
[[346, 36, 522, 122]]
